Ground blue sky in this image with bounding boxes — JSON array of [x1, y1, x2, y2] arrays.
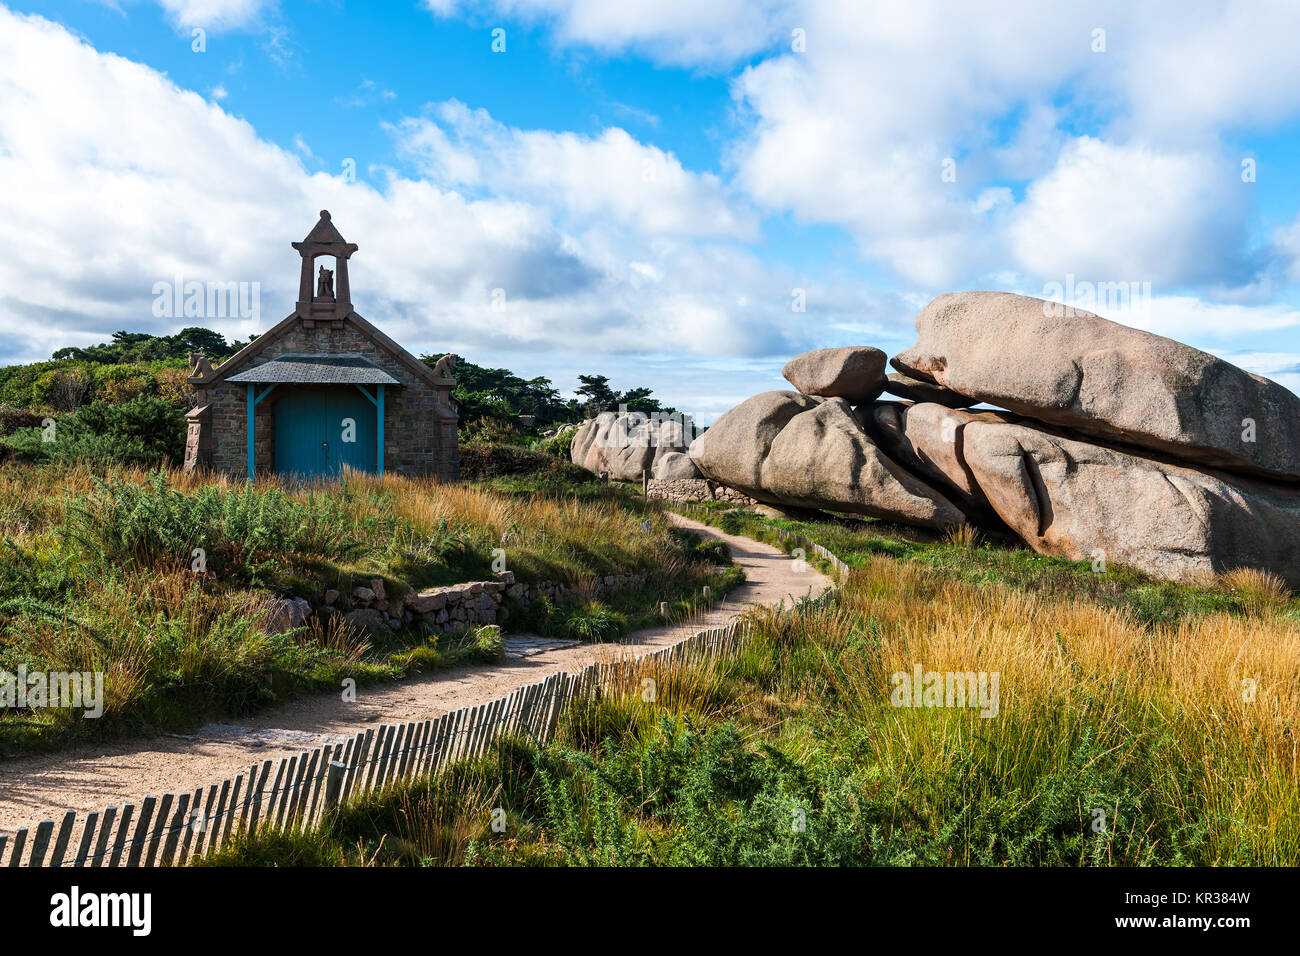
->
[[3, 0, 1300, 421]]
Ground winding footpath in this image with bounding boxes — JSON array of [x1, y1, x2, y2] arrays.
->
[[0, 514, 831, 837]]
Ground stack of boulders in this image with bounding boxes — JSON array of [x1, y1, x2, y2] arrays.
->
[[570, 410, 698, 481], [670, 291, 1300, 587]]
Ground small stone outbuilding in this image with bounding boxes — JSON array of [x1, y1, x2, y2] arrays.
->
[[184, 211, 459, 481]]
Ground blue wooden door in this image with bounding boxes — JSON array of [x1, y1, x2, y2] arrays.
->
[[274, 388, 376, 477]]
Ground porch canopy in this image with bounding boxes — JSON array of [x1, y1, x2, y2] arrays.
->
[[228, 354, 402, 479], [227, 353, 402, 386]]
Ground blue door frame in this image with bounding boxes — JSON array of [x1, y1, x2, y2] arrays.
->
[[247, 383, 385, 480], [247, 383, 275, 481]]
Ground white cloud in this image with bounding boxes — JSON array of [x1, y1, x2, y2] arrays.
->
[[394, 100, 757, 240], [728, 1, 1112, 286], [423, 0, 794, 66], [1274, 216, 1300, 282], [972, 188, 1013, 216], [9, 0, 1300, 413], [1204, 350, 1300, 396], [0, 6, 822, 387], [1112, 0, 1300, 142], [457, 0, 1300, 295], [155, 0, 272, 31], [1007, 137, 1251, 288], [456, 0, 1300, 144], [1219, 350, 1300, 373], [335, 79, 397, 109], [0, 8, 573, 358], [1099, 296, 1300, 341]]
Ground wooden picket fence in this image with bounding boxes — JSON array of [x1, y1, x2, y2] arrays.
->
[[3, 527, 847, 868], [774, 529, 851, 583], [1, 620, 750, 868]]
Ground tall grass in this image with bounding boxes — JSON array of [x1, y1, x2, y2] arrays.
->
[[63, 471, 371, 580], [473, 560, 1298, 864], [0, 461, 736, 754], [680, 503, 1300, 627], [809, 557, 1300, 863], [225, 520, 1300, 867]]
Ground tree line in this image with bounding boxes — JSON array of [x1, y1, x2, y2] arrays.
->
[[423, 353, 678, 440], [0, 329, 678, 454]]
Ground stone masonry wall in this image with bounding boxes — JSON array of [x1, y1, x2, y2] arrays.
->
[[645, 477, 759, 505], [205, 317, 458, 480], [326, 570, 647, 635]]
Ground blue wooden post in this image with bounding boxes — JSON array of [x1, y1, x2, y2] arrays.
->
[[246, 383, 255, 481], [376, 385, 385, 477]]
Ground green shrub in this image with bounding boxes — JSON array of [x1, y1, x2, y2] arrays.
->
[[671, 527, 730, 565], [535, 597, 623, 642], [533, 428, 578, 460], [513, 715, 1200, 866], [5, 396, 184, 467], [0, 362, 52, 409], [0, 537, 77, 623], [458, 442, 592, 483], [717, 509, 745, 536], [468, 625, 506, 663], [62, 471, 372, 582], [0, 358, 191, 411]]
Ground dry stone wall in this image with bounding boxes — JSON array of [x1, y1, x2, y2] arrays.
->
[[645, 478, 758, 505], [322, 570, 648, 635]]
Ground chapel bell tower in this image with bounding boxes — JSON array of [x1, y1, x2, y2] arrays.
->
[[292, 209, 359, 328]]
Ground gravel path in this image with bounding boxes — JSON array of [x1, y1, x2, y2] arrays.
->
[[0, 513, 831, 836]]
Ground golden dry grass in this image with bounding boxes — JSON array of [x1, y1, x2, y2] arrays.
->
[[193, 526, 1300, 866], [942, 522, 981, 549], [1218, 566, 1291, 609], [578, 549, 1300, 862], [0, 461, 723, 753], [820, 556, 1299, 861]]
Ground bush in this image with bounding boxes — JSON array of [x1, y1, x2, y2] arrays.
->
[[535, 596, 624, 642], [672, 528, 731, 565], [458, 442, 592, 483], [533, 428, 578, 460], [718, 509, 745, 536], [62, 471, 372, 582], [0, 354, 195, 413], [98, 365, 149, 404], [154, 366, 193, 406], [460, 417, 529, 446], [468, 625, 506, 663], [4, 396, 185, 467], [33, 367, 95, 412], [0, 362, 51, 409], [0, 405, 42, 437]]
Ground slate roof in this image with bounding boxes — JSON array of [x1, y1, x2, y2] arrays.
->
[[194, 311, 444, 388], [226, 354, 403, 386]]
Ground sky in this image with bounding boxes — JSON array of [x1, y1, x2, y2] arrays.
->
[[4, 0, 1300, 422]]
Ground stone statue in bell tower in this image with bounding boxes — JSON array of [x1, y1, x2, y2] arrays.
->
[[293, 210, 358, 322]]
